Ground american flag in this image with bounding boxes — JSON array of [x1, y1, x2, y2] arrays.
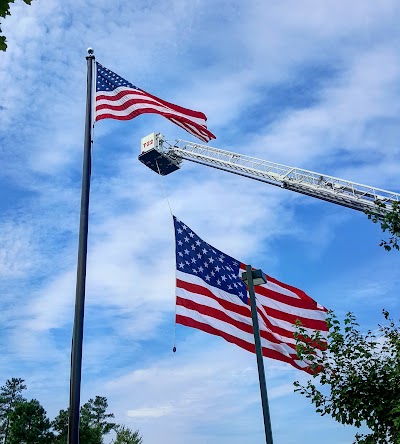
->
[[95, 62, 216, 143], [174, 216, 328, 373]]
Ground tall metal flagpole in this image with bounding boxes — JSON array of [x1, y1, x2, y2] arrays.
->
[[245, 265, 274, 444], [68, 48, 95, 444]]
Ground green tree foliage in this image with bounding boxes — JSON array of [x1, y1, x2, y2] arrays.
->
[[0, 380, 142, 444], [0, 0, 33, 51], [367, 200, 400, 251], [53, 396, 117, 444], [8, 399, 54, 444], [112, 426, 143, 444], [51, 408, 68, 444], [0, 378, 27, 444], [80, 396, 117, 444], [294, 310, 400, 443]]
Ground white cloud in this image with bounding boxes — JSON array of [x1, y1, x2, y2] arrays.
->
[[127, 405, 175, 419], [0, 222, 36, 278]]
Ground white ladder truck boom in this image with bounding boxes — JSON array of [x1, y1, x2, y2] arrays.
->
[[138, 132, 400, 215]]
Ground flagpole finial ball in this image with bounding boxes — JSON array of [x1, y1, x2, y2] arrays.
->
[[87, 47, 94, 55], [173, 346, 176, 353]]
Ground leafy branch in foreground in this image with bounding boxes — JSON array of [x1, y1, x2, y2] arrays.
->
[[366, 200, 400, 252], [294, 310, 400, 444], [0, 0, 33, 51]]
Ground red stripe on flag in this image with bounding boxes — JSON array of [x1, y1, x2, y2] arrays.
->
[[176, 315, 313, 374], [263, 274, 326, 309], [259, 305, 328, 331], [176, 296, 298, 350], [177, 279, 250, 317]]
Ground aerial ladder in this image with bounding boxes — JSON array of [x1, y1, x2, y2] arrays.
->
[[138, 132, 400, 215]]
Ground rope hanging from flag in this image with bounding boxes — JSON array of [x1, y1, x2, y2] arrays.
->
[[95, 62, 216, 143], [173, 216, 328, 373]]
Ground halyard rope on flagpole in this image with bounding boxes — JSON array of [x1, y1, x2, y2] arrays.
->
[[155, 160, 173, 217]]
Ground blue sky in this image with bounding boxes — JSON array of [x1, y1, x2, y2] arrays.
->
[[1, 1, 400, 443]]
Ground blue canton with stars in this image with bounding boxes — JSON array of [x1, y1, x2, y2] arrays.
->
[[174, 217, 248, 304], [96, 62, 140, 93]]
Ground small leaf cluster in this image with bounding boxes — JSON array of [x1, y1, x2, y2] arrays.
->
[[294, 310, 400, 444], [0, 0, 32, 51], [367, 200, 400, 252]]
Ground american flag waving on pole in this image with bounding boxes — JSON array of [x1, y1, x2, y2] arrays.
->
[[95, 63, 216, 143], [174, 216, 328, 374]]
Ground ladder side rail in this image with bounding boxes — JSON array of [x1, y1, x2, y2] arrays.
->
[[169, 146, 398, 213], [175, 141, 294, 177], [171, 139, 400, 205], [172, 148, 284, 184], [175, 150, 384, 213], [176, 141, 377, 195], [157, 137, 398, 213], [173, 148, 384, 212], [283, 183, 382, 213], [282, 168, 398, 202]]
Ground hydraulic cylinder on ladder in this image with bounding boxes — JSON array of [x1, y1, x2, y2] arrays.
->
[[138, 132, 400, 215]]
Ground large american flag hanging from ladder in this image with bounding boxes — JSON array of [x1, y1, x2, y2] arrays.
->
[[95, 62, 216, 143], [173, 216, 328, 373]]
